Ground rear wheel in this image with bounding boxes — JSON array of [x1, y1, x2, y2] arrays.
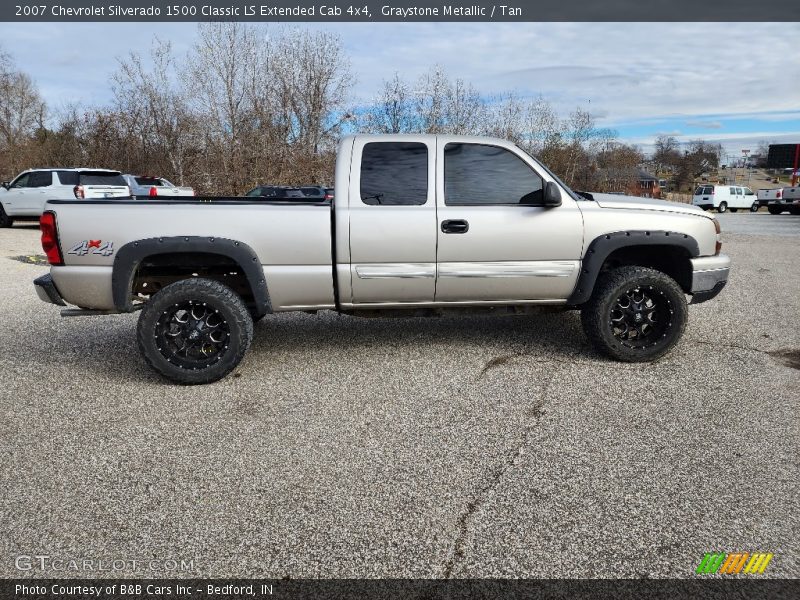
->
[[717, 201, 727, 213], [768, 206, 783, 215], [0, 204, 13, 228], [137, 278, 254, 384], [790, 207, 800, 216], [581, 266, 688, 362], [729, 207, 738, 213]]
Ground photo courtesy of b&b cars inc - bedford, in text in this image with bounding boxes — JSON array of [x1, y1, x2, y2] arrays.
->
[[0, 1, 798, 599]]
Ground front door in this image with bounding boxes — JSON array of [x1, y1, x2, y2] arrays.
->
[[434, 139, 584, 303], [3, 172, 32, 215], [347, 137, 438, 304], [20, 171, 53, 212]]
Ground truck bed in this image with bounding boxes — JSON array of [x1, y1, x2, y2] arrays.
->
[[46, 198, 336, 312]]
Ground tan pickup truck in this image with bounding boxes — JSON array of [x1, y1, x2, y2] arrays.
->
[[34, 134, 731, 384]]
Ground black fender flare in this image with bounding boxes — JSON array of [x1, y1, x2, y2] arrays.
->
[[567, 230, 700, 305], [112, 236, 271, 318]]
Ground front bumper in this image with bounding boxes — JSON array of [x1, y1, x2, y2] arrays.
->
[[689, 254, 730, 304], [33, 273, 66, 306]]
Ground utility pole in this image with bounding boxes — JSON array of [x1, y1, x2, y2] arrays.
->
[[792, 144, 799, 187]]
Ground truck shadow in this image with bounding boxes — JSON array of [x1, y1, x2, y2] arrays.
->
[[31, 310, 593, 385], [249, 310, 592, 365]]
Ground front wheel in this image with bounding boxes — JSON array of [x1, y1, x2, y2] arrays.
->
[[750, 202, 759, 212], [137, 278, 254, 384], [581, 266, 688, 362], [0, 204, 13, 228], [717, 201, 728, 213]]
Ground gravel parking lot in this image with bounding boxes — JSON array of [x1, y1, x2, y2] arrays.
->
[[1, 215, 798, 579]]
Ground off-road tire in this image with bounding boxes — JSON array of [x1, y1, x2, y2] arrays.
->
[[790, 207, 800, 216], [717, 201, 727, 213], [581, 266, 688, 362], [768, 206, 783, 215], [137, 278, 254, 384], [0, 204, 13, 228]]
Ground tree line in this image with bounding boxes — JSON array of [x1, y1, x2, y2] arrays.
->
[[0, 24, 721, 195]]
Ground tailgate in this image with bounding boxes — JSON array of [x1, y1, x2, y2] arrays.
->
[[83, 186, 131, 198]]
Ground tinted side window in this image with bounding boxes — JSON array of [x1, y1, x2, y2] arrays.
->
[[10, 173, 30, 188], [28, 172, 52, 187], [360, 142, 428, 206], [444, 143, 543, 205], [56, 171, 79, 186]]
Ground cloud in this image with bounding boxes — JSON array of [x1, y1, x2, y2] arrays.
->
[[1, 21, 798, 147], [685, 120, 723, 129]]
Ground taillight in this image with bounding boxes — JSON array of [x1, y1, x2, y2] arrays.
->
[[777, 190, 782, 199], [324, 193, 333, 201], [712, 217, 722, 255], [149, 186, 158, 197], [40, 211, 63, 265], [73, 185, 84, 199]]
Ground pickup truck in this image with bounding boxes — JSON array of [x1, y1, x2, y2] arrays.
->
[[766, 186, 800, 215], [758, 187, 784, 209], [123, 175, 195, 198], [33, 134, 731, 384]]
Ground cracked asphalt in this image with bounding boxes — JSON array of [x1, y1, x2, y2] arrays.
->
[[1, 214, 798, 579]]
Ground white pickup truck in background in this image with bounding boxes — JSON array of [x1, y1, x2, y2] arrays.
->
[[123, 175, 195, 198], [34, 134, 731, 384]]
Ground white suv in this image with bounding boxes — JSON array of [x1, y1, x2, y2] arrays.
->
[[0, 168, 131, 227]]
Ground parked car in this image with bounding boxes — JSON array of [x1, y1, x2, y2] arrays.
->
[[244, 185, 306, 199], [34, 134, 729, 384], [767, 186, 800, 215], [0, 168, 130, 227], [299, 186, 334, 201], [757, 187, 784, 208], [692, 184, 759, 213], [123, 175, 194, 198]]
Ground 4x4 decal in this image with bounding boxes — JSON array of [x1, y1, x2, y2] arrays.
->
[[67, 239, 114, 257]]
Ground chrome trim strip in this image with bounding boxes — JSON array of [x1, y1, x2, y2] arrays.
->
[[438, 260, 578, 278], [355, 263, 436, 279]]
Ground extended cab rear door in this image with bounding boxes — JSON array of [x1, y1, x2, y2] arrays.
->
[[346, 136, 437, 304], [434, 137, 583, 302]]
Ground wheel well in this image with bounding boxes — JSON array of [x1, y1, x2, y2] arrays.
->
[[132, 252, 257, 312], [600, 245, 693, 293]]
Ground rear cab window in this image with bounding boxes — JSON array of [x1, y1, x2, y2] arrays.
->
[[134, 177, 165, 187], [360, 142, 428, 205]]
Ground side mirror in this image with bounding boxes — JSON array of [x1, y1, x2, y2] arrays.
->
[[1, 182, 9, 190], [543, 181, 562, 207]]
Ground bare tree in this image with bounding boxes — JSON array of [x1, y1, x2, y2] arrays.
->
[[0, 48, 46, 176], [363, 72, 415, 134], [114, 39, 194, 184]]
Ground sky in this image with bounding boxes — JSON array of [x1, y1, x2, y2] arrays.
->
[[2, 21, 799, 157]]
